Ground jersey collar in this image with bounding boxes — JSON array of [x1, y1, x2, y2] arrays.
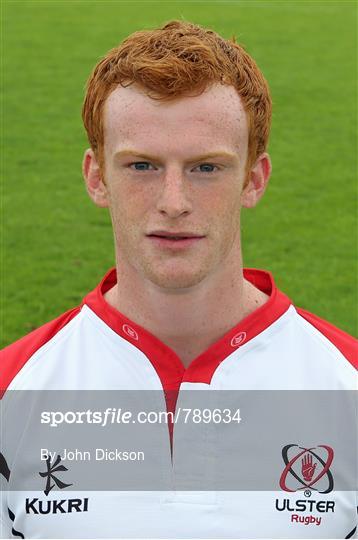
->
[[82, 267, 291, 389]]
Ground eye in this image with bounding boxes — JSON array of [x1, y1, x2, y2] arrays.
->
[[193, 163, 219, 173], [129, 162, 155, 171]]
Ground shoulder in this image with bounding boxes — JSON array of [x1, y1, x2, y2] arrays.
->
[[294, 306, 357, 370], [0, 306, 82, 396]]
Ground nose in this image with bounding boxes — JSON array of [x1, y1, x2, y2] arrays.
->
[[156, 168, 192, 218]]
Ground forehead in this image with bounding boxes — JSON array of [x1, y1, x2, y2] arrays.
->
[[103, 83, 248, 157]]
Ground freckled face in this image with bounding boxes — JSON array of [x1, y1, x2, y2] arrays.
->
[[102, 83, 249, 290]]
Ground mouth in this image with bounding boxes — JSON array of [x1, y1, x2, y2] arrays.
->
[[146, 232, 205, 248]]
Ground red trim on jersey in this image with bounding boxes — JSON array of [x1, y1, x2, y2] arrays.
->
[[83, 267, 292, 390], [0, 307, 81, 397], [296, 307, 358, 370]]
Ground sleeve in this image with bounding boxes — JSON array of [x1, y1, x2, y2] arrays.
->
[[1, 391, 27, 539], [0, 452, 12, 539], [0, 516, 12, 539]]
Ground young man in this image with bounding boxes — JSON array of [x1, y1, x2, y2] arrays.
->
[[1, 20, 357, 539]]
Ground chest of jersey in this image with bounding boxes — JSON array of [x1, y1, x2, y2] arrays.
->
[[2, 305, 356, 538]]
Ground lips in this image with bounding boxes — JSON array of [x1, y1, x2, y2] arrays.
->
[[147, 231, 204, 239], [146, 232, 205, 249], [154, 236, 186, 240], [150, 235, 197, 240]]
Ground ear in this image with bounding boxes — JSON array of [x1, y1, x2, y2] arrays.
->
[[241, 153, 272, 208], [82, 149, 109, 208]]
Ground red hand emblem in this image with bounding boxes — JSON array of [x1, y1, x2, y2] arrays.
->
[[302, 453, 317, 482]]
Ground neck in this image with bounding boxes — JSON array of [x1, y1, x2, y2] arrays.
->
[[104, 254, 269, 368]]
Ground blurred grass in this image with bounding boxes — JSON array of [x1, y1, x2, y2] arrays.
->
[[1, 0, 357, 346]]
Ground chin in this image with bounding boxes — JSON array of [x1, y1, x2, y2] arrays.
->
[[144, 266, 208, 291]]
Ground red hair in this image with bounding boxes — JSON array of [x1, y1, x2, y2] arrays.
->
[[82, 20, 272, 175]]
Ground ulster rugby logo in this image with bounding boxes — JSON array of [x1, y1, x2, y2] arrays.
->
[[279, 444, 334, 494]]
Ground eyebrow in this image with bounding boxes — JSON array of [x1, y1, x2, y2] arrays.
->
[[113, 149, 237, 162]]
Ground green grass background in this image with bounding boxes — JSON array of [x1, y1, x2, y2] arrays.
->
[[1, 0, 357, 347]]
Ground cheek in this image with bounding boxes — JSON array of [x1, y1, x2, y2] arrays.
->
[[208, 188, 242, 228], [107, 181, 154, 238]]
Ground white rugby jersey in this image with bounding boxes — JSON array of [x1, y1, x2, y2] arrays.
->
[[0, 267, 357, 539]]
